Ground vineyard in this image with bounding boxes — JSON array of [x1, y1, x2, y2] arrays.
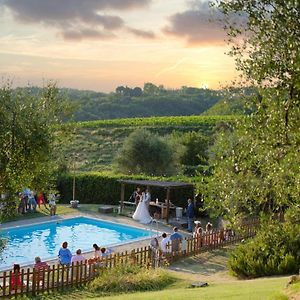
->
[[61, 115, 236, 172]]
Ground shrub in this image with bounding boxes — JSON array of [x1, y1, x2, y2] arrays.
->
[[229, 220, 300, 278], [114, 128, 178, 176], [56, 172, 196, 206], [89, 264, 176, 295]]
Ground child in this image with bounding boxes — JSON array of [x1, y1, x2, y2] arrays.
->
[[10, 264, 23, 290]]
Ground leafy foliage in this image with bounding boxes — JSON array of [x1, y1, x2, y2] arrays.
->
[[229, 215, 300, 278], [57, 172, 196, 206], [207, 1, 300, 222], [114, 129, 178, 176], [0, 81, 70, 220], [89, 264, 176, 295], [62, 115, 234, 172], [63, 84, 221, 121]]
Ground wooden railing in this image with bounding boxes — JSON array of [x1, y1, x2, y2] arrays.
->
[[0, 222, 258, 298]]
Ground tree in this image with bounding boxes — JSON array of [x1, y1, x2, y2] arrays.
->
[[131, 87, 143, 97], [143, 83, 159, 95], [114, 129, 177, 176], [0, 81, 70, 220], [180, 131, 208, 166], [206, 1, 300, 222]]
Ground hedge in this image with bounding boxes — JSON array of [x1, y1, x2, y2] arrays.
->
[[57, 172, 197, 207]]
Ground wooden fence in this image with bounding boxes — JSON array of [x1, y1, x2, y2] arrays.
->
[[0, 221, 258, 298]]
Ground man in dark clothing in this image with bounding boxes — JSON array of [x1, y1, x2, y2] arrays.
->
[[187, 198, 194, 232]]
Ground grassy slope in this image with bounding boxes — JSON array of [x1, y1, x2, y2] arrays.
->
[[35, 246, 289, 300], [99, 277, 288, 300], [62, 115, 235, 172]]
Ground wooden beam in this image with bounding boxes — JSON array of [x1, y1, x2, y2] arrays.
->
[[120, 183, 125, 213], [166, 187, 171, 224]]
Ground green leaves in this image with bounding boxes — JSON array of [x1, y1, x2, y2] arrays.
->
[[0, 82, 71, 220]]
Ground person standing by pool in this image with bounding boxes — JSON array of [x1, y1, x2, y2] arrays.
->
[[187, 198, 195, 232], [28, 192, 37, 212], [58, 242, 72, 266], [37, 192, 48, 210], [49, 193, 57, 216]]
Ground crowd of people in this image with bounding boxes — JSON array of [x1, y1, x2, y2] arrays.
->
[[17, 189, 57, 216], [10, 242, 113, 290]]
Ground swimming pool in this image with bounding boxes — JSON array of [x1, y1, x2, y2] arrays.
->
[[0, 216, 152, 270]]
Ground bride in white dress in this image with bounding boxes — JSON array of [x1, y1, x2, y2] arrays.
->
[[132, 192, 152, 224]]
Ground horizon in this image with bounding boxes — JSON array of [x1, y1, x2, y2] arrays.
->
[[0, 0, 238, 93]]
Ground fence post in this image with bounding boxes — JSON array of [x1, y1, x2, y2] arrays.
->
[[32, 268, 36, 297]]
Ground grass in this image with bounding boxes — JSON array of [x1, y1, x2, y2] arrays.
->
[[89, 264, 177, 295], [23, 247, 291, 300], [60, 115, 235, 172], [27, 270, 289, 300], [2, 205, 78, 223]]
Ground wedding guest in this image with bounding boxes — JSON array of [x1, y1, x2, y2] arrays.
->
[[170, 227, 182, 252], [34, 257, 49, 283], [150, 237, 159, 253], [71, 249, 85, 264], [34, 256, 48, 269], [193, 221, 203, 248], [58, 242, 72, 266], [10, 264, 23, 291], [100, 247, 112, 258], [28, 192, 37, 212], [129, 186, 142, 205], [144, 188, 151, 208], [49, 194, 57, 216], [149, 237, 159, 267], [160, 233, 171, 255], [187, 198, 194, 232], [93, 244, 101, 259], [37, 192, 48, 210], [206, 222, 213, 233]]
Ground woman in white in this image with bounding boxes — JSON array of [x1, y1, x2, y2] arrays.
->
[[132, 192, 152, 224]]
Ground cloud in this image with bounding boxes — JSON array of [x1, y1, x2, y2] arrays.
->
[[127, 28, 156, 39], [163, 1, 226, 46], [61, 29, 115, 41], [1, 0, 152, 41]]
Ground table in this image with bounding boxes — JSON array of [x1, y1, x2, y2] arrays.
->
[[149, 201, 176, 219]]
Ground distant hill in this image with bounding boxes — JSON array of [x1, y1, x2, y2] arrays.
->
[[62, 85, 222, 121], [203, 97, 246, 115], [203, 87, 257, 116]]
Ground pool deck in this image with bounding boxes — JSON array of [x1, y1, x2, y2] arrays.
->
[[0, 210, 192, 271]]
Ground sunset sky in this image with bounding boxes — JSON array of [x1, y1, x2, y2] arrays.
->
[[0, 0, 238, 92]]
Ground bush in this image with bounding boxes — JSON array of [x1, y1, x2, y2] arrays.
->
[[229, 220, 300, 278], [114, 128, 178, 176], [89, 264, 176, 295], [57, 172, 196, 206]]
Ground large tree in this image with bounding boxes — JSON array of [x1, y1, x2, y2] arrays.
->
[[0, 81, 70, 220], [114, 129, 178, 176], [207, 0, 300, 222]]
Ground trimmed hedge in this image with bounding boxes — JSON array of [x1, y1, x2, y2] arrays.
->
[[57, 172, 197, 206]]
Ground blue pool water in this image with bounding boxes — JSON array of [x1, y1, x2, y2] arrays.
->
[[0, 217, 151, 270]]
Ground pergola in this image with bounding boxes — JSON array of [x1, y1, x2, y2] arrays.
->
[[118, 179, 194, 223]]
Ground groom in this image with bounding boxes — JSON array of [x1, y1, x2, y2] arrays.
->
[[144, 188, 151, 209]]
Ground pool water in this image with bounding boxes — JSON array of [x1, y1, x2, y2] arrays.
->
[[0, 216, 151, 270]]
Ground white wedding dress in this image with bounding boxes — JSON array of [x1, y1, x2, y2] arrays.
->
[[132, 194, 152, 224]]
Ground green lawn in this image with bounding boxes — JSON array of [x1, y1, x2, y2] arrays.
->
[[30, 272, 289, 300], [94, 277, 288, 300], [2, 205, 77, 223]]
